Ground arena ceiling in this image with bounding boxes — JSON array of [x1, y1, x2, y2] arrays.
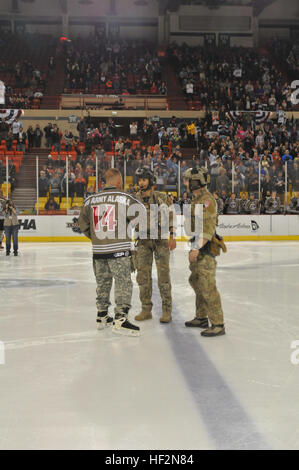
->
[[0, 0, 279, 18]]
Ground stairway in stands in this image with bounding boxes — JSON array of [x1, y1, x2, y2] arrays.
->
[[164, 61, 188, 110], [41, 56, 65, 109], [12, 149, 49, 211]]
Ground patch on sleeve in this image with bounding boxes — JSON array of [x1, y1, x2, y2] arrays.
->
[[204, 200, 211, 208]]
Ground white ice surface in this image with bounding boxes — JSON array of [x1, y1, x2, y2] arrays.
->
[[0, 242, 299, 450]]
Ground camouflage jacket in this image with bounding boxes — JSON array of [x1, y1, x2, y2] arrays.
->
[[136, 189, 174, 239], [184, 187, 218, 248]]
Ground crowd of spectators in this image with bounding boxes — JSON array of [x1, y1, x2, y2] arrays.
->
[[0, 33, 297, 113], [170, 41, 296, 110], [63, 36, 166, 95], [33, 112, 298, 215]]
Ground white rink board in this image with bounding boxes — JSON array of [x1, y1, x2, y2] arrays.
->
[[15, 214, 299, 241]]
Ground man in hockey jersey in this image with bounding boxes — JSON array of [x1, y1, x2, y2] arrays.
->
[[0, 189, 6, 250], [184, 167, 226, 337], [245, 193, 260, 214], [134, 167, 176, 324], [213, 191, 224, 215], [264, 191, 282, 214], [239, 192, 248, 214], [78, 168, 146, 336], [225, 193, 240, 215], [289, 193, 299, 214]]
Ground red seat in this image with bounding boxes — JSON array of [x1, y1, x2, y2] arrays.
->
[[69, 151, 77, 160]]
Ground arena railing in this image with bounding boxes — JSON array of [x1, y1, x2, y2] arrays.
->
[[1, 155, 293, 216], [60, 94, 169, 111]]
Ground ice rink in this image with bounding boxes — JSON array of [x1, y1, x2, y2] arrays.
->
[[0, 241, 299, 450]]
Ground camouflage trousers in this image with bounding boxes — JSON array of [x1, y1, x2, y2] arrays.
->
[[93, 257, 132, 315], [189, 254, 224, 326], [136, 239, 172, 314]]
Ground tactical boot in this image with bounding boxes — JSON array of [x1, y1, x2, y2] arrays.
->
[[201, 324, 225, 337], [185, 317, 209, 328], [160, 312, 172, 323], [135, 311, 152, 321], [96, 311, 113, 330]]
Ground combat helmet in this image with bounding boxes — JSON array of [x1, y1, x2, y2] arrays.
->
[[135, 166, 156, 190], [183, 167, 210, 191]]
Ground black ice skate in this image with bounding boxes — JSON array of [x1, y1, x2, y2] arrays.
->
[[112, 312, 140, 337], [96, 311, 113, 330]]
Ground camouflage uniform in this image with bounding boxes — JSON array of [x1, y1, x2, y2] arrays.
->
[[185, 182, 225, 335], [93, 257, 132, 315], [135, 189, 173, 321]]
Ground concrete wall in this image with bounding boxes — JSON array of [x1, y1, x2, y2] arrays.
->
[[258, 0, 299, 40], [168, 4, 253, 47]]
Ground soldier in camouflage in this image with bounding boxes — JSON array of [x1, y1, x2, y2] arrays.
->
[[134, 167, 176, 324], [184, 167, 225, 337]]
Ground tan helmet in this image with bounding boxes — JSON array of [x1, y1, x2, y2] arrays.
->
[[183, 167, 209, 191]]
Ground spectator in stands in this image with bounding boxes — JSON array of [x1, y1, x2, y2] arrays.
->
[[63, 130, 73, 151], [33, 125, 43, 148], [216, 167, 230, 197], [61, 168, 75, 198], [262, 174, 273, 200], [282, 149, 293, 162], [74, 173, 86, 198], [49, 171, 61, 197], [166, 167, 177, 192], [11, 118, 23, 140], [130, 121, 138, 139], [155, 167, 167, 191], [45, 197, 60, 211], [0, 118, 9, 141], [290, 162, 299, 192], [27, 126, 35, 148], [38, 170, 50, 197], [85, 185, 95, 198], [179, 191, 191, 214], [44, 123, 53, 148], [274, 170, 285, 202], [51, 125, 61, 152]]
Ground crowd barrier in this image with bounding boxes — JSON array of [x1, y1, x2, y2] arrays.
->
[[11, 214, 299, 242]]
